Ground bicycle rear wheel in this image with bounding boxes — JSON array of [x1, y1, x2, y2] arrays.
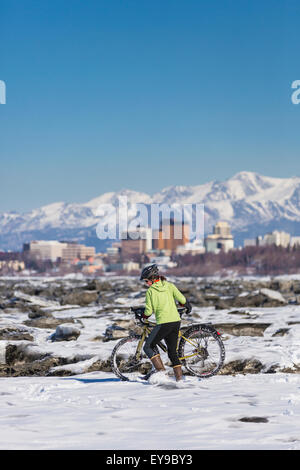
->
[[178, 325, 225, 378], [110, 334, 156, 381]]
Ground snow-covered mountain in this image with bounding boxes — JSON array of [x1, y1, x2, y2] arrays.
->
[[1, 171, 300, 251]]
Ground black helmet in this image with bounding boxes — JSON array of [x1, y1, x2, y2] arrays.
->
[[140, 264, 159, 280]]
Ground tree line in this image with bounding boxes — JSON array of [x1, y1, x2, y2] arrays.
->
[[169, 245, 300, 276]]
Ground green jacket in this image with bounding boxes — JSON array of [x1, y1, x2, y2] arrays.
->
[[144, 280, 186, 325]]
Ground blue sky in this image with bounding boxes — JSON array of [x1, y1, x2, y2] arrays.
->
[[0, 0, 300, 212]]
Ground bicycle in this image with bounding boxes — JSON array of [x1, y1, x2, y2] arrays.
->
[[110, 306, 225, 381]]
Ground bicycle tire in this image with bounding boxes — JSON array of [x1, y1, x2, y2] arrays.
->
[[178, 324, 225, 378], [110, 334, 158, 381]]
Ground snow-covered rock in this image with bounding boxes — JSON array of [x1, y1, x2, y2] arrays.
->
[[260, 288, 287, 304], [50, 324, 81, 342]]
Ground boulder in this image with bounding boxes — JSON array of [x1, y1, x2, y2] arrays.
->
[[112, 319, 136, 329], [24, 313, 76, 329], [50, 324, 81, 342], [103, 325, 129, 341], [260, 288, 287, 304], [5, 343, 49, 365], [61, 290, 99, 306], [215, 288, 287, 309], [213, 322, 271, 336], [239, 416, 268, 423], [85, 280, 112, 292], [0, 327, 33, 341], [219, 359, 264, 375], [0, 346, 67, 376], [28, 305, 53, 319], [278, 280, 294, 293]]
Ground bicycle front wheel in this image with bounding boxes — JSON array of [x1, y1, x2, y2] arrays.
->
[[110, 334, 155, 381], [178, 325, 225, 378]]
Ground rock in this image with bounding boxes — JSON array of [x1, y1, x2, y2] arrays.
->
[[91, 335, 105, 342], [260, 288, 287, 304], [24, 314, 75, 330], [215, 289, 287, 309], [239, 416, 268, 423], [269, 280, 280, 291], [213, 323, 271, 336], [112, 319, 136, 329], [0, 276, 299, 378], [189, 291, 208, 306], [13, 290, 60, 308], [278, 280, 294, 292], [50, 324, 81, 342], [95, 306, 115, 315], [85, 280, 112, 292], [1, 299, 31, 312], [61, 290, 99, 306], [279, 365, 300, 373], [215, 299, 230, 310], [272, 328, 290, 337], [0, 327, 33, 341], [203, 293, 219, 301], [97, 281, 114, 291], [85, 280, 102, 291], [28, 306, 53, 319], [292, 280, 300, 294], [5, 343, 48, 365], [45, 368, 74, 377], [227, 310, 251, 316], [103, 325, 129, 341], [219, 359, 264, 375], [86, 359, 112, 373], [0, 354, 67, 377]]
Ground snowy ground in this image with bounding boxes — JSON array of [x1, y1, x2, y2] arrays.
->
[[1, 275, 300, 449], [1, 372, 300, 450]]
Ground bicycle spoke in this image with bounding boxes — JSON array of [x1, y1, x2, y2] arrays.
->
[[111, 335, 153, 381], [179, 327, 225, 378]]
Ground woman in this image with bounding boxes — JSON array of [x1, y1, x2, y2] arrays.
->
[[140, 264, 192, 381]]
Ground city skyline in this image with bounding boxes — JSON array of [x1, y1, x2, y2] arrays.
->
[[2, 169, 300, 252]]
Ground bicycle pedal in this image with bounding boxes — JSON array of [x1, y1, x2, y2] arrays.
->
[[138, 375, 149, 381], [139, 370, 154, 381]]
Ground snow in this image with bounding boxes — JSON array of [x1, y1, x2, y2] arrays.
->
[[0, 342, 6, 363], [1, 290, 300, 449], [0, 372, 300, 450]]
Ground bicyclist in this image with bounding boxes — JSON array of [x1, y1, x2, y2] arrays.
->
[[140, 264, 192, 381]]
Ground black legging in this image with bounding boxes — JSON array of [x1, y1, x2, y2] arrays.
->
[[144, 321, 181, 367]]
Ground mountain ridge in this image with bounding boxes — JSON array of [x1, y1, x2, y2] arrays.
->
[[1, 171, 300, 251]]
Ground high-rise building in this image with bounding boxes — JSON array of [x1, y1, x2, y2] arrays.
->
[[291, 236, 300, 247], [26, 240, 95, 263], [121, 227, 152, 260], [213, 221, 232, 238], [28, 240, 68, 262], [153, 219, 189, 252], [205, 221, 234, 253], [262, 230, 290, 248], [61, 243, 95, 263]]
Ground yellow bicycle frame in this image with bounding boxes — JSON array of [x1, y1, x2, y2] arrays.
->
[[134, 320, 201, 362]]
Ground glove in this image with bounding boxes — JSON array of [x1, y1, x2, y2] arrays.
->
[[135, 311, 148, 320], [184, 299, 192, 314]]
